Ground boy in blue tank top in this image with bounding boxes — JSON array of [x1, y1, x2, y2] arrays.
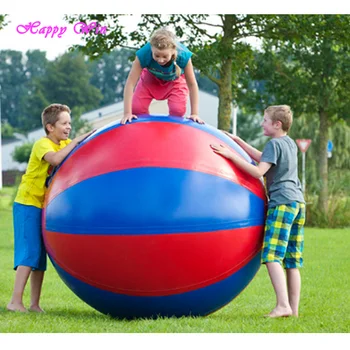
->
[[211, 105, 305, 318]]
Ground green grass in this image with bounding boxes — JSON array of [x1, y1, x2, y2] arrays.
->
[[0, 185, 16, 209], [0, 186, 349, 333]]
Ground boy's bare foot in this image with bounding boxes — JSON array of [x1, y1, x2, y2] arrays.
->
[[28, 305, 45, 313], [7, 302, 28, 313], [264, 306, 293, 318]]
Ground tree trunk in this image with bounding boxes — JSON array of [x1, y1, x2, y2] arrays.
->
[[217, 58, 233, 131], [318, 109, 329, 213], [217, 15, 235, 131]]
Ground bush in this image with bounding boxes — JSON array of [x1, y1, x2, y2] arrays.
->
[[306, 195, 350, 228], [12, 142, 34, 164], [305, 168, 350, 228], [1, 121, 15, 139]]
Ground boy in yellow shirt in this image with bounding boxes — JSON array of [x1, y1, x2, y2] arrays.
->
[[7, 103, 94, 312]]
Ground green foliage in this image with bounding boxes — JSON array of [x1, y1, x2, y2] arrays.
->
[[12, 142, 34, 164], [1, 120, 15, 139], [42, 51, 103, 112], [0, 50, 53, 131], [306, 168, 350, 228], [329, 119, 350, 169], [236, 108, 265, 146], [241, 15, 350, 214], [19, 50, 51, 131], [0, 49, 50, 131], [195, 72, 218, 96], [291, 115, 350, 228], [0, 50, 27, 129], [312, 168, 350, 228], [70, 106, 93, 139], [0, 14, 8, 30], [288, 114, 350, 194], [0, 186, 16, 210], [0, 46, 134, 135], [306, 196, 350, 228], [87, 48, 133, 106], [64, 14, 131, 57], [239, 15, 350, 119]]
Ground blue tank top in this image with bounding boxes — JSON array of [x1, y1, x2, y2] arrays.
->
[[136, 42, 193, 81]]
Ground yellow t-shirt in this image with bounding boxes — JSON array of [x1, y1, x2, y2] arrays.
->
[[15, 137, 71, 209]]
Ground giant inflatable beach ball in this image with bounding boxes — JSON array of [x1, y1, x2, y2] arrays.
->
[[42, 115, 267, 319]]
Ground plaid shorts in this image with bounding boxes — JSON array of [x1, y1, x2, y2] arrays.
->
[[262, 202, 306, 269]]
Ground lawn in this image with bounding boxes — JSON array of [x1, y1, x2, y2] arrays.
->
[[1, 186, 349, 336]]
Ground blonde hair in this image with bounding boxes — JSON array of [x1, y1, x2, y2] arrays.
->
[[42, 103, 71, 135], [150, 27, 181, 77], [265, 105, 293, 132]]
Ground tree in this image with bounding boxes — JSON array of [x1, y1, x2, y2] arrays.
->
[[70, 106, 93, 139], [195, 72, 218, 96], [1, 120, 15, 139], [249, 15, 350, 213], [41, 51, 103, 112], [0, 50, 27, 129], [236, 108, 265, 147], [87, 48, 133, 106], [286, 113, 350, 195], [65, 14, 293, 130], [0, 14, 8, 30], [0, 49, 103, 134], [0, 49, 50, 131], [20, 50, 50, 130], [12, 142, 34, 164]]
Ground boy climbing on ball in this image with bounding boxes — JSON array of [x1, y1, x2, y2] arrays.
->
[[7, 103, 94, 313], [211, 105, 305, 318]]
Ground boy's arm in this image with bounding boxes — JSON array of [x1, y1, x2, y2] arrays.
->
[[210, 143, 272, 179], [223, 132, 262, 162], [43, 130, 95, 167]]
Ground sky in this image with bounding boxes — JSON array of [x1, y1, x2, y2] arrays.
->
[[2, 1, 349, 60], [0, 13, 141, 60], [1, 13, 86, 60]]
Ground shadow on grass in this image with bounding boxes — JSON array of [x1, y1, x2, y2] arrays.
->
[[0, 306, 105, 319], [41, 308, 112, 319], [1, 305, 275, 324], [0, 305, 202, 322], [39, 309, 210, 325]]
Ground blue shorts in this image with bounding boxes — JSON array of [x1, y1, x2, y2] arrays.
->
[[13, 202, 47, 271]]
